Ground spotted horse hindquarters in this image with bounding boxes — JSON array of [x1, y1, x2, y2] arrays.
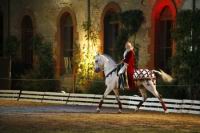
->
[[133, 69, 168, 113]]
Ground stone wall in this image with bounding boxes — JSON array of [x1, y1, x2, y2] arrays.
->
[[1, 0, 187, 78], [7, 0, 156, 71], [89, 0, 155, 68]]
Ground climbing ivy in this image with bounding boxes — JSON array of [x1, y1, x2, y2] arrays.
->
[[74, 20, 99, 91], [116, 10, 144, 66], [17, 35, 58, 91]]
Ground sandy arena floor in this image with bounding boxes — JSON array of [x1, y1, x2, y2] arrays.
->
[[0, 100, 200, 133]]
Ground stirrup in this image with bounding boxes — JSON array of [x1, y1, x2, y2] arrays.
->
[[119, 74, 125, 90], [119, 84, 125, 91]]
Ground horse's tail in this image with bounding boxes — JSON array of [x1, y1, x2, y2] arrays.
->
[[153, 69, 173, 83]]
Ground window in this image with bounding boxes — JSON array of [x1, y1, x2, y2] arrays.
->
[[104, 10, 119, 59], [155, 7, 173, 73], [60, 12, 73, 75], [21, 15, 33, 69]]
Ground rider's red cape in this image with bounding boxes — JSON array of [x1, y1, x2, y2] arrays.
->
[[123, 49, 135, 90]]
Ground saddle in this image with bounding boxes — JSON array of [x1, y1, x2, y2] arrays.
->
[[105, 64, 127, 90], [133, 69, 156, 85], [134, 69, 156, 81], [118, 67, 156, 90]]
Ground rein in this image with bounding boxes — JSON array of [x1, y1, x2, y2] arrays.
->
[[105, 63, 122, 78], [105, 67, 117, 78]]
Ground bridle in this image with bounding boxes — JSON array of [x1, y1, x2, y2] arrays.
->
[[95, 55, 122, 78]]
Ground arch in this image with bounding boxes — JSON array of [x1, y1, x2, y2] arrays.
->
[[100, 2, 121, 58], [57, 7, 77, 76], [0, 10, 3, 56], [21, 15, 34, 69], [19, 10, 36, 37], [149, 0, 177, 72], [152, 0, 176, 22]]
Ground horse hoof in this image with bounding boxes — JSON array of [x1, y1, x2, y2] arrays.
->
[[134, 107, 139, 112], [164, 110, 169, 114], [118, 109, 122, 114], [96, 108, 100, 113]]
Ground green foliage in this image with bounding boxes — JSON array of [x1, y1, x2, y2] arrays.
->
[[119, 10, 145, 36], [86, 80, 106, 94], [32, 36, 55, 78], [116, 10, 144, 64], [172, 10, 200, 99], [4, 36, 20, 58], [75, 20, 99, 90], [17, 70, 59, 92], [17, 35, 59, 91]]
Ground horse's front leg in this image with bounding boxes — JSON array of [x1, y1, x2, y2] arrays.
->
[[113, 89, 122, 113], [96, 85, 112, 113], [96, 96, 104, 113]]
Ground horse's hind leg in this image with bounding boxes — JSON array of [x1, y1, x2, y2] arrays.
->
[[135, 87, 147, 112], [96, 86, 112, 113], [142, 80, 167, 113], [158, 94, 167, 112], [113, 89, 122, 113]]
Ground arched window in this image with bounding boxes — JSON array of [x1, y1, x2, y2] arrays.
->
[[155, 7, 173, 73], [21, 15, 33, 69], [60, 12, 73, 75], [0, 10, 3, 56], [104, 10, 119, 59]]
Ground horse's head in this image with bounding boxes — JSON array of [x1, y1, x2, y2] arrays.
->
[[94, 54, 108, 73]]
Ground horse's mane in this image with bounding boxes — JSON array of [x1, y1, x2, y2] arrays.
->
[[102, 54, 117, 66]]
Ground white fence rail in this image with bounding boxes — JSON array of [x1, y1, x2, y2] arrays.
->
[[0, 90, 200, 115]]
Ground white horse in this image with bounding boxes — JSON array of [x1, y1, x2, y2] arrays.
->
[[94, 54, 173, 113]]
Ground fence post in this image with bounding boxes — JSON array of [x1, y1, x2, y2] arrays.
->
[[41, 91, 45, 103], [17, 90, 22, 101]]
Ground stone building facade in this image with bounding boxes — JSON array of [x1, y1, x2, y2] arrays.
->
[[0, 0, 196, 90]]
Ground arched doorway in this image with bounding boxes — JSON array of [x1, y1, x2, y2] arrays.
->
[[102, 2, 121, 59], [0, 10, 3, 56], [60, 12, 73, 75], [155, 7, 173, 73], [21, 15, 33, 69]]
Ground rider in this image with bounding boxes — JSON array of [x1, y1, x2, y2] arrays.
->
[[118, 41, 136, 90]]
